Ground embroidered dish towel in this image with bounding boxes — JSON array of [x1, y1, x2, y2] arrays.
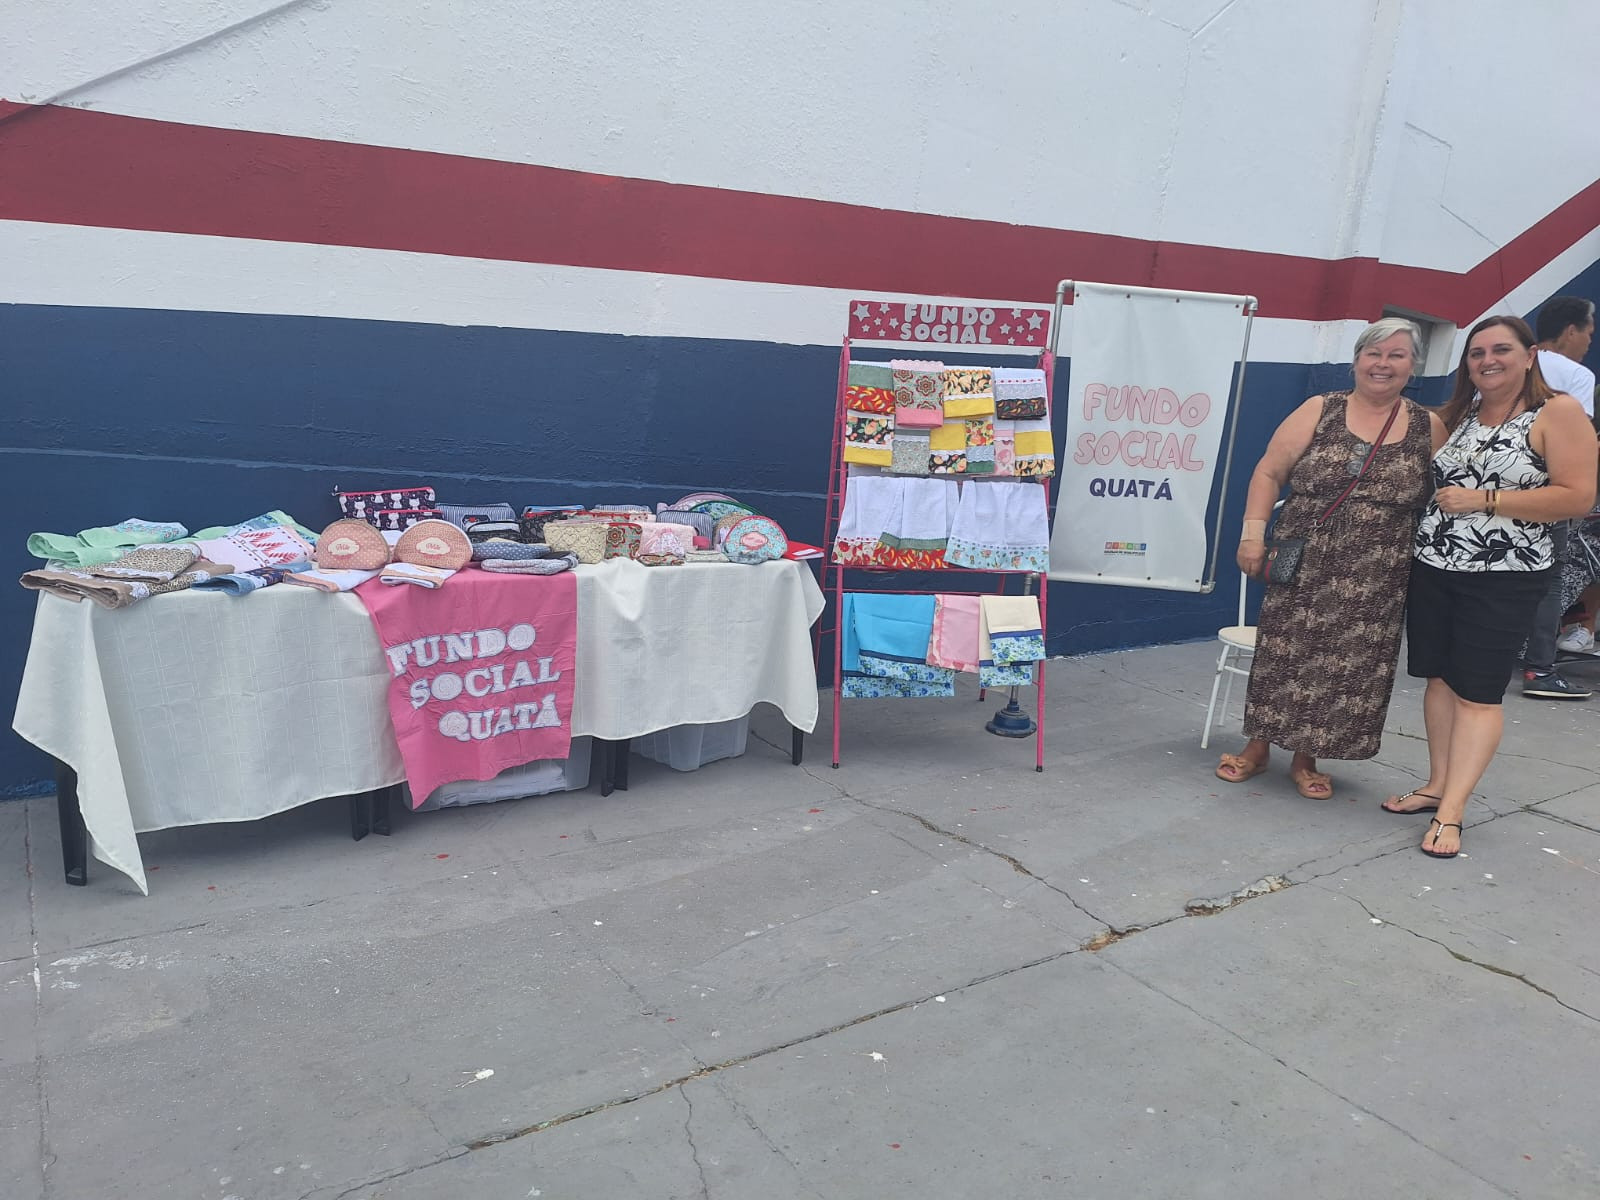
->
[[841, 593, 956, 698], [977, 602, 1035, 688], [889, 430, 932, 475], [981, 595, 1045, 663], [927, 594, 982, 672], [993, 367, 1048, 420], [943, 367, 994, 417], [946, 480, 1050, 572], [844, 411, 894, 466], [964, 416, 996, 475], [890, 360, 945, 428], [846, 363, 897, 415]]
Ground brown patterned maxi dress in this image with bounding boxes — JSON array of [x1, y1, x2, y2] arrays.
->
[[1243, 392, 1433, 759]]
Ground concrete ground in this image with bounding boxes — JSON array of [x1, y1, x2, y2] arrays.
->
[[3, 641, 1599, 1200]]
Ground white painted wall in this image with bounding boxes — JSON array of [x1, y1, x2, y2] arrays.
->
[[2, 0, 1596, 356]]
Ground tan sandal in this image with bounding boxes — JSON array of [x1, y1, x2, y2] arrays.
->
[[1216, 753, 1269, 784], [1290, 767, 1334, 799]]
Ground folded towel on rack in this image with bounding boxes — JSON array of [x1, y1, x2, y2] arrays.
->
[[943, 367, 995, 417], [1010, 415, 1056, 478], [993, 367, 1049, 420], [964, 416, 996, 474], [977, 597, 1037, 688], [927, 594, 982, 672], [848, 362, 894, 389], [946, 480, 1050, 572], [981, 595, 1045, 663], [928, 421, 965, 452], [843, 411, 894, 466], [841, 593, 956, 697], [846, 386, 896, 415], [993, 429, 1017, 476], [889, 429, 931, 475], [890, 360, 946, 428], [929, 451, 968, 475], [879, 478, 959, 554]]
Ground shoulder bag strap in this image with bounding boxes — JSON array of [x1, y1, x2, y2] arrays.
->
[[1314, 399, 1403, 526]]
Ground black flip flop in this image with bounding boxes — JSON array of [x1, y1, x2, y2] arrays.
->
[[1420, 818, 1462, 859], [1382, 788, 1441, 815]]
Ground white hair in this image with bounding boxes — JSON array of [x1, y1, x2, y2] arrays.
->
[[1353, 317, 1423, 362]]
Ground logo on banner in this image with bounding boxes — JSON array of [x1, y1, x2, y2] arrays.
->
[[385, 623, 562, 743], [847, 300, 1050, 347], [1103, 541, 1148, 556]]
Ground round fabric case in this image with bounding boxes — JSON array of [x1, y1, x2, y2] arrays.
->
[[722, 516, 788, 564], [670, 492, 737, 509], [314, 519, 392, 570], [394, 519, 473, 570], [693, 500, 759, 522]]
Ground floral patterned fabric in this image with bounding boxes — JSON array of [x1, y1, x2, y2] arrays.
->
[[891, 360, 946, 428], [943, 368, 995, 417], [1414, 406, 1554, 571]]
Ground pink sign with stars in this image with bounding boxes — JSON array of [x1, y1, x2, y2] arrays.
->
[[847, 299, 1051, 347]]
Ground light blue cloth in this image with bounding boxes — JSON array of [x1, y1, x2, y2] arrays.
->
[[841, 594, 955, 698]]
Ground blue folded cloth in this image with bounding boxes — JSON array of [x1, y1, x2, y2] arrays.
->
[[191, 562, 308, 595], [841, 594, 955, 697]]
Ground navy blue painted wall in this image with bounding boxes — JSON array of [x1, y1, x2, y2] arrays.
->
[[6, 262, 1597, 793]]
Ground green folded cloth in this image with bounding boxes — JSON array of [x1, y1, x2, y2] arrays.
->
[[26, 519, 189, 567]]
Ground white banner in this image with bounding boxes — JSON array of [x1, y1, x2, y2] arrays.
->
[[1048, 282, 1249, 590]]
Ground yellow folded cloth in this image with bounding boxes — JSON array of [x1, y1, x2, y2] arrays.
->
[[943, 368, 995, 417], [928, 421, 967, 451], [1013, 429, 1054, 456], [844, 446, 893, 466]]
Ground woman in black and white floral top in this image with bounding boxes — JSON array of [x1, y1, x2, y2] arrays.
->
[[1384, 315, 1597, 858]]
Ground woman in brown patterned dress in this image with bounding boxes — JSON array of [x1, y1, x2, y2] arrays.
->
[[1216, 319, 1446, 798]]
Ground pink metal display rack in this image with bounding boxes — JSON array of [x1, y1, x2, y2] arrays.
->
[[821, 297, 1057, 770]]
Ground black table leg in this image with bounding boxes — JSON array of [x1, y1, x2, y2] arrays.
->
[[598, 740, 617, 797], [55, 762, 87, 886], [614, 739, 630, 792], [372, 786, 395, 836], [349, 791, 372, 841], [791, 727, 805, 766]]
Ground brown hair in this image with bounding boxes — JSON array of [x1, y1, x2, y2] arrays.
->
[[1438, 315, 1556, 431]]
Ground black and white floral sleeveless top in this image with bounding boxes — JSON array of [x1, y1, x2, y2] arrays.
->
[[1413, 404, 1553, 571]]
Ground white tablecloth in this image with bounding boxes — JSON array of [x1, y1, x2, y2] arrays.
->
[[12, 559, 824, 893]]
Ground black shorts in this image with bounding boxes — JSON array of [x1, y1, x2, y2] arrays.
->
[[1406, 560, 1553, 704]]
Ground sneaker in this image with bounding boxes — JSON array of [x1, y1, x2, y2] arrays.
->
[[1557, 626, 1596, 654], [1522, 670, 1592, 700]]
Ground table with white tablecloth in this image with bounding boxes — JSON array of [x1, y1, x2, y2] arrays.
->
[[12, 559, 825, 893]]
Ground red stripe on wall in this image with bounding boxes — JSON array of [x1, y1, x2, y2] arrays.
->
[[1, 102, 1597, 325]]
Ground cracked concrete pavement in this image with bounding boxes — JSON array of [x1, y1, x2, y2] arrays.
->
[[3, 640, 1598, 1199]]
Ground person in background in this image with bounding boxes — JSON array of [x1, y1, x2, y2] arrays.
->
[[1520, 296, 1596, 697], [1385, 315, 1598, 858], [1218, 318, 1445, 799], [1555, 395, 1600, 655]]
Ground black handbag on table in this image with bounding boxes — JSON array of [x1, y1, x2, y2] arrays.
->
[[1263, 399, 1402, 586]]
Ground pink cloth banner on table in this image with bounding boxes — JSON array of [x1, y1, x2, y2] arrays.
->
[[357, 569, 578, 807]]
